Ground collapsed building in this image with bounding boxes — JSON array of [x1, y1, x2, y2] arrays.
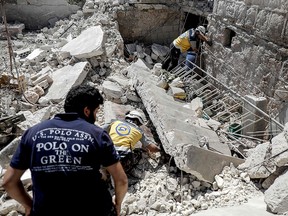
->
[[0, 0, 288, 215]]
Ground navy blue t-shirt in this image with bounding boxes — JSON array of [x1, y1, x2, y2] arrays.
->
[[10, 113, 119, 216]]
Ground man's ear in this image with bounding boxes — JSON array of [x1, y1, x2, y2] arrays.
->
[[83, 106, 90, 117]]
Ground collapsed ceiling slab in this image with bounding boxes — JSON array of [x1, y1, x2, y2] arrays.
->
[[126, 59, 244, 182]]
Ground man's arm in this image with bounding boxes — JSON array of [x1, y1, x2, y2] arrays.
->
[[198, 32, 213, 46], [145, 143, 161, 153], [2, 167, 33, 215], [140, 132, 160, 153], [106, 161, 128, 216]]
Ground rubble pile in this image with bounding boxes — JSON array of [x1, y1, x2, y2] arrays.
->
[[121, 160, 263, 215], [0, 0, 288, 215]]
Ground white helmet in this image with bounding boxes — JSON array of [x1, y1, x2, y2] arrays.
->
[[125, 110, 145, 125], [196, 26, 206, 35]]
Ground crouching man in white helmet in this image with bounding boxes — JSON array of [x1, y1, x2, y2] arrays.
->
[[102, 110, 161, 174]]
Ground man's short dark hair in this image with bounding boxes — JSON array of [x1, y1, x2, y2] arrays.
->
[[64, 84, 104, 116]]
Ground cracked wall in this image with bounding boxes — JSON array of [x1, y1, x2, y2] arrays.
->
[[205, 0, 288, 123], [117, 8, 180, 45]]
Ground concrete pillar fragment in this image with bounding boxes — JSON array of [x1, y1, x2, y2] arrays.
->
[[242, 95, 268, 139]]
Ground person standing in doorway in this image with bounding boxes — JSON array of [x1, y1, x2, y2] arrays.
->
[[2, 84, 128, 216], [162, 25, 213, 71]]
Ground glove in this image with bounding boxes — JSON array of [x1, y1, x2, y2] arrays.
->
[[206, 40, 213, 46]]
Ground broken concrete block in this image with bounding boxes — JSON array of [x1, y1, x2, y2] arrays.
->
[[15, 48, 31, 58], [30, 66, 52, 81], [271, 128, 288, 167], [36, 79, 50, 90], [58, 51, 71, 60], [190, 97, 203, 117], [44, 61, 90, 103], [61, 26, 105, 59], [32, 85, 45, 96], [238, 142, 276, 178], [151, 43, 169, 58], [185, 145, 244, 183], [107, 75, 130, 88], [242, 95, 268, 139], [23, 90, 39, 104], [26, 48, 46, 62], [102, 80, 123, 100], [106, 44, 117, 58], [151, 63, 162, 76], [32, 73, 53, 86], [169, 77, 184, 88], [265, 171, 288, 214], [167, 86, 186, 100]]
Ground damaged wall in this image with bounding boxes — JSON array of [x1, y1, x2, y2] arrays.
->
[[117, 0, 213, 44], [0, 0, 81, 30], [205, 0, 288, 122], [117, 7, 180, 45]]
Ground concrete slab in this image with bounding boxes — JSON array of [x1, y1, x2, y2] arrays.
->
[[192, 195, 276, 216], [61, 26, 104, 59], [44, 61, 90, 103], [186, 145, 244, 182], [127, 59, 245, 182]]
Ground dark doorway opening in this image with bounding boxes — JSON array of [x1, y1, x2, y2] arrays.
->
[[183, 13, 208, 32], [223, 28, 236, 48]]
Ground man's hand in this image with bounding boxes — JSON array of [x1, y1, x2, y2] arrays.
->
[[206, 40, 213, 46], [146, 143, 161, 153]]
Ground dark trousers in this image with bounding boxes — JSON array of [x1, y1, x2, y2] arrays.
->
[[162, 43, 181, 71]]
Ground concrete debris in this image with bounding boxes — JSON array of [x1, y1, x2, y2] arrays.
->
[[45, 61, 91, 103], [126, 59, 244, 182], [167, 86, 186, 100], [238, 123, 288, 214], [0, 24, 25, 39], [0, 0, 287, 215], [265, 170, 288, 214], [0, 114, 25, 133], [61, 26, 105, 59]]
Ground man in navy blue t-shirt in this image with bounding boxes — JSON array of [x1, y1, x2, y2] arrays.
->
[[2, 85, 128, 216]]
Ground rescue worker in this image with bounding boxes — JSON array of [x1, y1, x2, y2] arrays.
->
[[102, 110, 160, 172], [162, 25, 213, 72]]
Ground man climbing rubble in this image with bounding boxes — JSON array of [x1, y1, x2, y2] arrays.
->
[[162, 25, 213, 71], [102, 110, 161, 174]]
